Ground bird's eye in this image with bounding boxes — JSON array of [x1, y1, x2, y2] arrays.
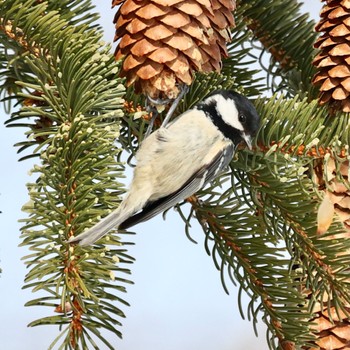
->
[[239, 114, 246, 123]]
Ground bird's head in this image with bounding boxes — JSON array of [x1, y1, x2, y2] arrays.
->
[[198, 90, 260, 150]]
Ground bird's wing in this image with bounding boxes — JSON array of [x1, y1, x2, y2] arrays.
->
[[119, 143, 235, 230]]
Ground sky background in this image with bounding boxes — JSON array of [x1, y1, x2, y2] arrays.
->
[[0, 2, 321, 349]]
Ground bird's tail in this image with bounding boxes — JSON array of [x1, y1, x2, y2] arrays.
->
[[67, 207, 130, 246], [67, 182, 151, 246]]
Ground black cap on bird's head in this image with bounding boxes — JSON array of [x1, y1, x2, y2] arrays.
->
[[197, 89, 260, 149]]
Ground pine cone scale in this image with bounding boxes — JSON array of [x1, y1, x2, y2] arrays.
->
[[329, 6, 350, 19], [148, 47, 178, 63], [342, 0, 350, 9], [194, 12, 211, 27], [218, 0, 236, 10], [164, 32, 195, 51], [181, 23, 209, 44], [120, 0, 144, 16], [159, 12, 191, 28], [126, 18, 155, 35], [175, 1, 204, 17], [136, 3, 170, 19], [340, 76, 350, 89], [182, 47, 202, 69], [123, 54, 146, 70], [330, 43, 350, 55], [136, 61, 163, 79], [144, 24, 177, 40], [329, 64, 350, 77], [165, 54, 192, 80], [329, 23, 350, 36], [130, 39, 162, 57], [315, 56, 341, 68]]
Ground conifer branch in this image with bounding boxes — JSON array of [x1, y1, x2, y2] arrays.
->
[[1, 1, 134, 347]]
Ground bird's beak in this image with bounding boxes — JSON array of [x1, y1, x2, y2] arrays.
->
[[242, 133, 253, 150]]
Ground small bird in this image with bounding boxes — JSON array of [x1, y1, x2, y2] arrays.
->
[[68, 90, 260, 246]]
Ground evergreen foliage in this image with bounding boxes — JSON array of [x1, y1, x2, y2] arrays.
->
[[1, 0, 133, 348], [2, 0, 350, 349]]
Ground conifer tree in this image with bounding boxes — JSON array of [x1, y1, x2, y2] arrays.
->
[[1, 0, 350, 349]]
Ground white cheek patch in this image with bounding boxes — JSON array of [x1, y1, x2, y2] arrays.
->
[[209, 95, 243, 131]]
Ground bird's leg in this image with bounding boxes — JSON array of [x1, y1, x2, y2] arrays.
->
[[161, 84, 189, 128], [145, 96, 172, 138], [145, 84, 189, 137], [144, 106, 157, 139]]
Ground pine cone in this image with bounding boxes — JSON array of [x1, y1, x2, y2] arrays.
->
[[112, 0, 236, 98], [303, 294, 350, 350], [304, 154, 350, 350], [312, 0, 350, 113], [315, 156, 350, 236]]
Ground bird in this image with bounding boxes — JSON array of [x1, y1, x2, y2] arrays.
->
[[68, 89, 260, 246]]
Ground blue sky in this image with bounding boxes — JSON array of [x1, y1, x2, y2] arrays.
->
[[0, 2, 321, 349]]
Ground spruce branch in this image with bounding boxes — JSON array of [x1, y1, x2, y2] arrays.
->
[[237, 0, 318, 98], [1, 0, 134, 348], [174, 93, 350, 349], [187, 193, 311, 348], [0, 0, 101, 111]]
